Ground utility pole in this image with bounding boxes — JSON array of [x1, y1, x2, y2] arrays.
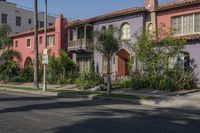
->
[[43, 0, 47, 91], [34, 0, 39, 89]]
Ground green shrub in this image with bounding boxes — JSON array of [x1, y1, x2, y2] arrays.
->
[[10, 75, 27, 82], [47, 50, 77, 84], [22, 65, 34, 82], [0, 61, 20, 82], [75, 72, 103, 89], [161, 70, 198, 91], [112, 79, 131, 89], [112, 69, 198, 91]]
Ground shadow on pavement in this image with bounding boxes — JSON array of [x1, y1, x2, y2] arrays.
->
[[46, 107, 200, 133]]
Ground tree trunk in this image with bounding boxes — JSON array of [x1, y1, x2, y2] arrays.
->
[[106, 55, 111, 95], [34, 0, 39, 88]]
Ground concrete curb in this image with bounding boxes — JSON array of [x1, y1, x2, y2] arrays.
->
[[0, 87, 155, 106], [0, 88, 57, 96], [0, 87, 199, 110], [177, 89, 200, 96]]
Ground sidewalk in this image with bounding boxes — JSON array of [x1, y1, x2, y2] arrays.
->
[[1, 82, 78, 90], [0, 83, 200, 110]]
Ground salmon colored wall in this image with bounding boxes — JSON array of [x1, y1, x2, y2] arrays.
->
[[12, 16, 67, 67], [157, 4, 200, 31]]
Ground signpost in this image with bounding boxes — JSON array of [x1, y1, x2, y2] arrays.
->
[[43, 0, 47, 92], [42, 52, 48, 65]]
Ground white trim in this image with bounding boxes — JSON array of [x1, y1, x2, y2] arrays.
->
[[172, 13, 200, 36]]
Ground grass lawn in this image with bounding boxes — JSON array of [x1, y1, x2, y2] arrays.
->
[[0, 84, 155, 100]]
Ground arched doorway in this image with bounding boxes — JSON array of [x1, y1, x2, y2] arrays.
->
[[24, 57, 33, 68], [117, 49, 130, 77]]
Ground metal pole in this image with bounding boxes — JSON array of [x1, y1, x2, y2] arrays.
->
[[43, 0, 47, 92], [34, 0, 39, 89]]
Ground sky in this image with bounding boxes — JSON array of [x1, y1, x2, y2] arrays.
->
[[7, 0, 171, 20]]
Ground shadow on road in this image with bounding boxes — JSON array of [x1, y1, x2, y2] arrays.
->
[[0, 96, 125, 114], [0, 91, 200, 133], [46, 107, 200, 133]]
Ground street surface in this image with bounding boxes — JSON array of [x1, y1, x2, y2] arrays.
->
[[0, 91, 199, 133]]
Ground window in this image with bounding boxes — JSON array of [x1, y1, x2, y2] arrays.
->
[[172, 13, 200, 35], [102, 56, 112, 74], [169, 52, 190, 70], [101, 26, 106, 32], [47, 35, 55, 46], [78, 58, 90, 73], [195, 14, 200, 32], [27, 39, 31, 48], [172, 17, 181, 35], [102, 56, 108, 74], [15, 41, 18, 48], [48, 23, 53, 26], [183, 15, 193, 34], [69, 29, 74, 41], [39, 36, 42, 44], [16, 16, 21, 26], [1, 14, 7, 24], [39, 21, 44, 28], [121, 23, 130, 40], [28, 19, 32, 24], [108, 25, 113, 31]]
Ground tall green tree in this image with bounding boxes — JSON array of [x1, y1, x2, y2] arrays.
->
[[135, 29, 188, 89], [0, 25, 11, 49], [0, 25, 21, 62], [0, 25, 21, 81], [95, 28, 120, 95]]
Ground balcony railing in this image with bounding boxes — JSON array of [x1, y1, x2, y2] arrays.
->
[[68, 39, 93, 51]]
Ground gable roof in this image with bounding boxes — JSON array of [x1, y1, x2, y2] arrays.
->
[[158, 0, 200, 11], [67, 7, 146, 27], [67, 0, 200, 27], [10, 26, 55, 39]]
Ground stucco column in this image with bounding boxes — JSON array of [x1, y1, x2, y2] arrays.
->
[[84, 25, 87, 40], [67, 29, 70, 42], [72, 53, 77, 64]]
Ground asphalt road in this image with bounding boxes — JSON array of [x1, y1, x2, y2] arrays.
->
[[0, 91, 200, 133]]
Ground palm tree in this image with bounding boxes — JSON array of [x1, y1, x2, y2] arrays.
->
[[95, 28, 120, 95], [47, 50, 75, 84], [34, 0, 39, 88]]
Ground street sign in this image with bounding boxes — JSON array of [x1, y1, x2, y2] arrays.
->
[[42, 54, 48, 65], [43, 48, 48, 55]]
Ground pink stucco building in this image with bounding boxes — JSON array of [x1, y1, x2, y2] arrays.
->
[[156, 0, 200, 85], [10, 15, 67, 67]]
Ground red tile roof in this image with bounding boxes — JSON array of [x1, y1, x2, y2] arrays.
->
[[67, 0, 200, 27], [10, 26, 55, 39], [158, 0, 200, 11], [67, 7, 146, 27]]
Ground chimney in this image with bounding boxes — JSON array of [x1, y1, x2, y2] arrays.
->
[[144, 0, 158, 11]]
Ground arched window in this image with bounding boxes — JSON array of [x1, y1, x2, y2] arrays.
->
[[24, 57, 33, 68], [120, 23, 130, 40], [108, 25, 113, 31], [168, 52, 190, 70], [101, 26, 106, 32]]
